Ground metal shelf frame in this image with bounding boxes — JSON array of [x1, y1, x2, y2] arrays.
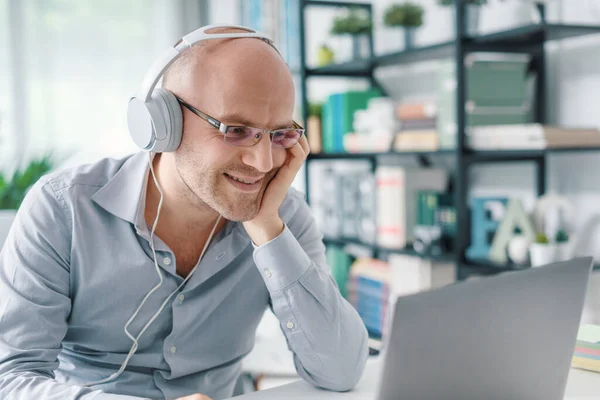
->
[[298, 0, 600, 279]]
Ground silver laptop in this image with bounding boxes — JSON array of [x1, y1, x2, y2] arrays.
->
[[376, 257, 594, 400]]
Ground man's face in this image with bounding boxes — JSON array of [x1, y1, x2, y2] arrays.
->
[[172, 40, 295, 222]]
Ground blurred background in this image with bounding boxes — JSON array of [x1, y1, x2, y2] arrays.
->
[[2, 0, 600, 392]]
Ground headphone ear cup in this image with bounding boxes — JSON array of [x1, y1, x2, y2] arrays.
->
[[155, 88, 183, 152]]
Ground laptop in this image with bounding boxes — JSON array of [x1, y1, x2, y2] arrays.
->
[[376, 257, 594, 400]]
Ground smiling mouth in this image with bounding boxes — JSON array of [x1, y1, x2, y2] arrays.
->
[[223, 173, 264, 192], [224, 173, 262, 184]]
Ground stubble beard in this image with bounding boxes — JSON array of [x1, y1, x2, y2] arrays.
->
[[175, 158, 274, 222]]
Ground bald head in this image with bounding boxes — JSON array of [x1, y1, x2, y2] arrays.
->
[[162, 27, 290, 99]]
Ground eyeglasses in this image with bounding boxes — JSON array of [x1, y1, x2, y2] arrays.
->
[[175, 95, 305, 149]]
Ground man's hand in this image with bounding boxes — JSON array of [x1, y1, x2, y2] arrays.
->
[[243, 135, 310, 245], [173, 394, 212, 400]]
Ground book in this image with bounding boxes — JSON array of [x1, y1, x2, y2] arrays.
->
[[572, 324, 600, 373], [321, 90, 383, 153], [343, 133, 394, 153], [348, 258, 392, 337], [388, 254, 456, 298], [394, 130, 439, 151], [436, 54, 533, 149], [399, 118, 438, 130], [306, 115, 322, 153], [376, 166, 448, 249], [466, 124, 600, 150], [396, 101, 437, 121]]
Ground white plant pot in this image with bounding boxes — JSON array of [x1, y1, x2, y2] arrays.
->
[[0, 209, 17, 249], [555, 241, 575, 262], [529, 242, 557, 267]]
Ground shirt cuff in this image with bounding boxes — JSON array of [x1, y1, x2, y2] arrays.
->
[[253, 224, 312, 293]]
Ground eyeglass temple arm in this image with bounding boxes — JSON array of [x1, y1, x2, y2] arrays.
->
[[177, 98, 228, 133]]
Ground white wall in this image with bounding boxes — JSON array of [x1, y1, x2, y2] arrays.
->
[[209, 0, 240, 25]]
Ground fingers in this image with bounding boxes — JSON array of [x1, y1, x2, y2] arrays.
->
[[287, 142, 307, 169], [286, 136, 309, 165], [299, 134, 310, 155]]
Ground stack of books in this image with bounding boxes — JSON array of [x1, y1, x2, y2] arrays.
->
[[394, 100, 439, 151], [466, 124, 600, 150], [437, 53, 532, 149], [572, 324, 600, 373], [321, 89, 382, 153], [346, 256, 456, 338], [347, 258, 392, 338]]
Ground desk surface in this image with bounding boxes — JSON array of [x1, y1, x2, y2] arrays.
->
[[233, 357, 600, 399]]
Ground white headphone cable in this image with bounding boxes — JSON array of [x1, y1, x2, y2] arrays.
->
[[83, 153, 222, 387]]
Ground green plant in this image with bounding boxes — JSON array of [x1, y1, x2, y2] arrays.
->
[[383, 3, 425, 28], [555, 229, 569, 243], [0, 154, 56, 209], [308, 102, 323, 118], [330, 8, 372, 35], [437, 0, 488, 5], [534, 232, 550, 244]]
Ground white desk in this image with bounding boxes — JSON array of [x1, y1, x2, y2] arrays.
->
[[232, 357, 600, 399]]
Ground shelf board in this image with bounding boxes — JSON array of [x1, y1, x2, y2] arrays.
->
[[468, 24, 600, 50], [306, 147, 600, 162], [303, 0, 371, 9], [464, 258, 600, 275], [306, 24, 600, 78], [307, 150, 454, 160], [322, 237, 455, 262], [466, 147, 600, 163], [306, 59, 372, 77], [376, 41, 455, 67]]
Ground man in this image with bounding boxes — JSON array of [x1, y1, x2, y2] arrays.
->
[[0, 25, 369, 400]]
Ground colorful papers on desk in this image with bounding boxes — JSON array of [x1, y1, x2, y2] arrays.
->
[[572, 324, 600, 373]]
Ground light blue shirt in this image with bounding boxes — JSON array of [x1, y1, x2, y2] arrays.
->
[[0, 152, 369, 400]]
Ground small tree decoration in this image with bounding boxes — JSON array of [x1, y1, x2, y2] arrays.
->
[[383, 3, 425, 49], [330, 8, 372, 60]]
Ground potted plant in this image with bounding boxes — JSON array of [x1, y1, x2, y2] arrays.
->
[[529, 232, 556, 267], [0, 154, 56, 247], [437, 0, 487, 37], [554, 209, 575, 262], [383, 3, 424, 49], [330, 7, 372, 60], [317, 43, 335, 67]]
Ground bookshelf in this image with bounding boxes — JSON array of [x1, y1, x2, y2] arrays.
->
[[299, 0, 600, 281], [322, 237, 456, 262], [305, 22, 600, 76]]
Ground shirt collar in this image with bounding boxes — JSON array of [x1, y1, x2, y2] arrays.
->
[[91, 151, 150, 230], [91, 151, 242, 239]]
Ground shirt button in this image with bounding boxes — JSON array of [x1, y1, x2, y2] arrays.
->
[[178, 294, 185, 303], [286, 321, 295, 329], [264, 269, 272, 278], [170, 345, 177, 354], [163, 257, 172, 266]]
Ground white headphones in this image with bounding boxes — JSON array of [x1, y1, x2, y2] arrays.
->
[[126, 24, 278, 153]]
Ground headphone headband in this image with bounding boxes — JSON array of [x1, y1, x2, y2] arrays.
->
[[138, 24, 277, 102]]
